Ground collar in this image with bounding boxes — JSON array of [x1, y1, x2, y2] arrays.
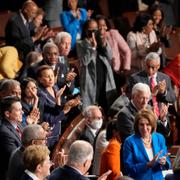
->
[[148, 73, 157, 80], [86, 125, 97, 137], [19, 10, 28, 25], [9, 121, 18, 129], [25, 169, 40, 180], [67, 165, 83, 175]]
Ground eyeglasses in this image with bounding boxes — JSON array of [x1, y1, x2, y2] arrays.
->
[[146, 64, 158, 69]]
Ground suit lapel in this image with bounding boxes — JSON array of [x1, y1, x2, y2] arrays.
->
[[151, 133, 159, 156], [4, 120, 22, 142], [135, 135, 150, 161]]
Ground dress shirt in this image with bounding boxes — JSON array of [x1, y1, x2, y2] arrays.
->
[[24, 169, 39, 180]]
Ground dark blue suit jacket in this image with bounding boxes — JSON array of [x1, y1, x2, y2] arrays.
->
[[5, 11, 35, 57], [128, 70, 176, 103], [123, 132, 171, 180], [20, 172, 33, 180], [48, 165, 89, 180], [0, 119, 22, 180]]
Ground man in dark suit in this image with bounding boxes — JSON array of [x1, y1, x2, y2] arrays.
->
[[117, 83, 171, 143], [0, 96, 23, 179], [49, 140, 93, 180], [5, 1, 41, 59], [26, 42, 76, 91], [79, 105, 103, 146], [7, 124, 47, 180], [128, 52, 176, 104]]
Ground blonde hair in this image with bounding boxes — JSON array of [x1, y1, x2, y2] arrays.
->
[[23, 145, 50, 172]]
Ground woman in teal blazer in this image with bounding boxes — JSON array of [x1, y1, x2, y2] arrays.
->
[[123, 109, 171, 180]]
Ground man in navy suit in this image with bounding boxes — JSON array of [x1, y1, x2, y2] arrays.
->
[[49, 140, 94, 180], [128, 52, 176, 104], [5, 1, 41, 59], [0, 96, 23, 179], [49, 140, 112, 180]]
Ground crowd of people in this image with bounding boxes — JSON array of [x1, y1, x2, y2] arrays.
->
[[0, 0, 180, 179]]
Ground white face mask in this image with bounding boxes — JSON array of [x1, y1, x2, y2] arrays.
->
[[90, 119, 103, 130]]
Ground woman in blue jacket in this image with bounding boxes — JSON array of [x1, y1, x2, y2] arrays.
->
[[60, 0, 88, 50], [123, 109, 171, 180]]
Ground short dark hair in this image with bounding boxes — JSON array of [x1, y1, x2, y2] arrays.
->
[[21, 77, 37, 99], [106, 120, 118, 141], [36, 65, 53, 78], [132, 13, 153, 32], [134, 109, 157, 135], [0, 96, 21, 118]]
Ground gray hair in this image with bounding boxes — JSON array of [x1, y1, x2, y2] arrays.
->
[[68, 140, 93, 165], [42, 42, 59, 55], [54, 32, 72, 46], [132, 83, 151, 96], [83, 105, 100, 118], [145, 52, 160, 64], [22, 124, 44, 146], [0, 79, 20, 97]]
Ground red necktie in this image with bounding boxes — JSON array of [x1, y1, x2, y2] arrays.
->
[[150, 76, 160, 117], [16, 126, 22, 139]]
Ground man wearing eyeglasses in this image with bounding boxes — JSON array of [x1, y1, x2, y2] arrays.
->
[[128, 52, 176, 106], [7, 124, 47, 180]]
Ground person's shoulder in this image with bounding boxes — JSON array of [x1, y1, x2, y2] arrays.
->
[[157, 71, 170, 80]]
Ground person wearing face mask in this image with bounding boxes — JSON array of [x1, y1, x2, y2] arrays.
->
[[79, 105, 103, 147]]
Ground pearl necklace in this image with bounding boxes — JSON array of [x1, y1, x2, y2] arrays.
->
[[141, 136, 152, 146]]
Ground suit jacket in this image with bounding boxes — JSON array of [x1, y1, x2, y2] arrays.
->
[[5, 11, 35, 57], [107, 29, 131, 72], [79, 126, 96, 147], [123, 132, 171, 180], [7, 146, 24, 180], [20, 172, 34, 180], [0, 119, 22, 180], [77, 39, 116, 110], [60, 8, 87, 49], [117, 102, 171, 143], [48, 165, 89, 180], [128, 70, 176, 103], [100, 139, 121, 180]]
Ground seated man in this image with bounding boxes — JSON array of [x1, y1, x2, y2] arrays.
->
[[0, 96, 23, 179]]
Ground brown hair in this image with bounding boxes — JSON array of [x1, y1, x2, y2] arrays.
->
[[23, 145, 50, 172], [134, 109, 157, 134], [36, 65, 54, 78]]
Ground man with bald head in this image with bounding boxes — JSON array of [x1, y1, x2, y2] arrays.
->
[[5, 0, 43, 58]]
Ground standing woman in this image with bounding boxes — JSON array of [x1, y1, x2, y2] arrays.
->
[[149, 4, 171, 48], [127, 13, 160, 73], [96, 15, 131, 90], [76, 19, 117, 112], [123, 109, 171, 180], [60, 0, 88, 51], [36, 65, 80, 149]]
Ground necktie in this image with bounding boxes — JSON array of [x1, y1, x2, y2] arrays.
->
[[16, 126, 22, 139], [150, 76, 160, 117]]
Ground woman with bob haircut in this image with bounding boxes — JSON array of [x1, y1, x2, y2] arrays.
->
[[123, 109, 171, 180]]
